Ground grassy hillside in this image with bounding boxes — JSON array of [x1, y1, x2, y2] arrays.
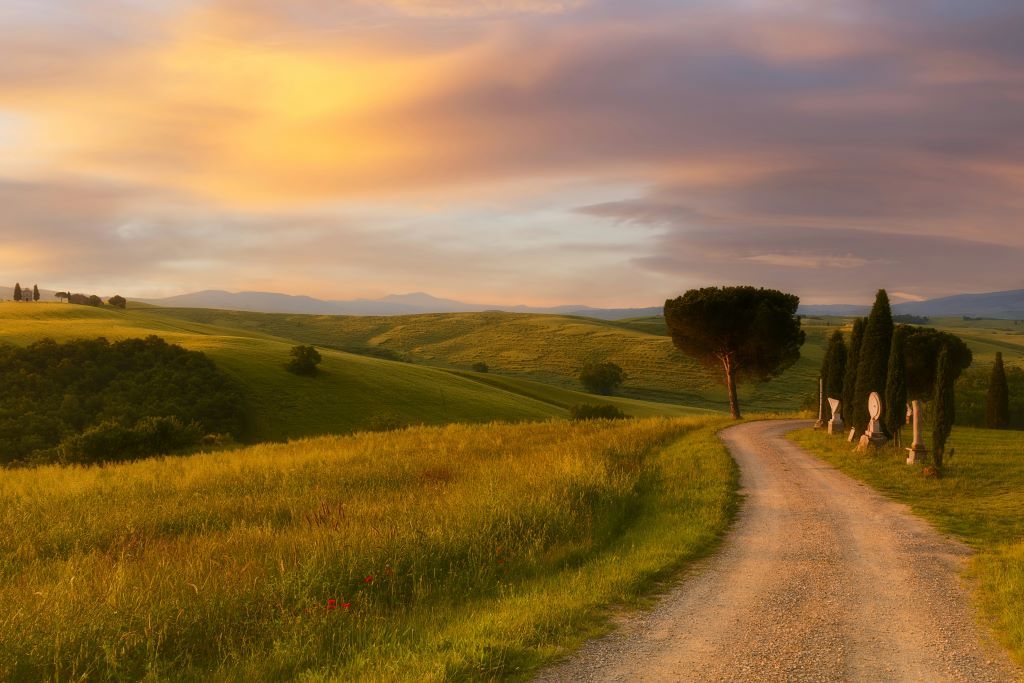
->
[[141, 307, 836, 413], [0, 416, 738, 681], [791, 427, 1024, 666], [0, 303, 698, 442]]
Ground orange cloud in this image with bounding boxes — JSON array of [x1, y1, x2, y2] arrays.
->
[[363, 0, 587, 16]]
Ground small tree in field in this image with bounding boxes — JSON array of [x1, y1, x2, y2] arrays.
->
[[842, 318, 865, 426], [55, 291, 69, 303], [579, 361, 626, 395], [664, 287, 805, 419], [32, 285, 40, 301], [286, 345, 322, 376], [471, 362, 489, 373], [987, 352, 1010, 429], [13, 283, 22, 301], [108, 295, 127, 309]]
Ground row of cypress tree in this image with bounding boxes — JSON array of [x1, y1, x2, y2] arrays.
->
[[10, 283, 40, 302], [820, 289, 984, 470]]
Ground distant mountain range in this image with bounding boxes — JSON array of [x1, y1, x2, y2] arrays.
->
[[799, 289, 1024, 320], [6, 285, 1024, 321], [136, 289, 664, 320]]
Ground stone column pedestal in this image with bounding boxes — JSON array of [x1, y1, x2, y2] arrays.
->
[[814, 378, 825, 429], [906, 399, 928, 464]]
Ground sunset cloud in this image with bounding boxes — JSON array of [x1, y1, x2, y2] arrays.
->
[[1, 0, 1022, 304]]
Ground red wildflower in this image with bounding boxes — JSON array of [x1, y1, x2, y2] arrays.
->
[[342, 602, 351, 610], [326, 599, 338, 610], [364, 575, 374, 584]]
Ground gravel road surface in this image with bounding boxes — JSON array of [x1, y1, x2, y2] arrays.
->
[[535, 420, 1020, 682]]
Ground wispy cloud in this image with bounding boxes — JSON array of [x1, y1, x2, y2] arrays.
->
[[1, 0, 1022, 303]]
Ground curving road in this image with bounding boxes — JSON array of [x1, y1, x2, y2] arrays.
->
[[536, 420, 1020, 682]]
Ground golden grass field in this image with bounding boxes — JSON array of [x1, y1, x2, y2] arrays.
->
[[0, 416, 737, 681]]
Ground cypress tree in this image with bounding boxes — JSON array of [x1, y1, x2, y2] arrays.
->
[[884, 325, 908, 445], [822, 330, 847, 421], [13, 282, 22, 301], [820, 340, 833, 421], [986, 352, 1010, 429], [825, 331, 847, 399], [932, 344, 956, 471], [32, 284, 40, 301], [852, 290, 894, 433], [842, 318, 865, 426]]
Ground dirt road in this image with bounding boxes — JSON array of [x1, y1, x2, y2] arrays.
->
[[536, 420, 1020, 682]]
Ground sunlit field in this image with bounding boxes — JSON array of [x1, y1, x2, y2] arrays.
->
[[791, 427, 1024, 665], [0, 303, 701, 443], [0, 416, 737, 681], [140, 306, 837, 413]]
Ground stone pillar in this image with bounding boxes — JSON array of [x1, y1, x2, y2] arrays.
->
[[814, 378, 825, 429], [906, 399, 928, 464]]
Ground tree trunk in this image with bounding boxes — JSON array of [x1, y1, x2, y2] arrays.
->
[[723, 356, 741, 419]]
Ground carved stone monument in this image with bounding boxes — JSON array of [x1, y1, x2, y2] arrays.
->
[[856, 392, 889, 451], [906, 399, 928, 464], [827, 398, 844, 435]]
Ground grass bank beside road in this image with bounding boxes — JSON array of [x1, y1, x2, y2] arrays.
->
[[0, 416, 737, 681], [790, 427, 1024, 666]]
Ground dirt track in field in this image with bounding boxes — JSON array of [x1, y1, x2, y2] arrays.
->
[[535, 420, 1020, 682]]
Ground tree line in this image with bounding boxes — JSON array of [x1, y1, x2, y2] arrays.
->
[[0, 336, 246, 466], [9, 283, 127, 309], [817, 289, 1005, 472]]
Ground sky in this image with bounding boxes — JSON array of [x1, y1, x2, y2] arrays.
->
[[0, 0, 1022, 306]]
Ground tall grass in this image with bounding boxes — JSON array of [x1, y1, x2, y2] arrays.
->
[[790, 427, 1024, 666], [0, 416, 737, 680]]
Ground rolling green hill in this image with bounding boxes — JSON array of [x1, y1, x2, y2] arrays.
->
[[0, 303, 701, 443], [139, 307, 837, 412]]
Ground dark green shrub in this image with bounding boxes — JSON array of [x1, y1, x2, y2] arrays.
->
[[286, 345, 322, 375], [579, 362, 626, 396], [472, 362, 489, 373], [0, 336, 245, 466], [108, 295, 127, 309], [570, 404, 628, 421], [57, 416, 203, 464]]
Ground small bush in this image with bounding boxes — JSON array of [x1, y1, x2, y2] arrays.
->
[[472, 362, 489, 373], [579, 362, 626, 395], [570, 404, 628, 421], [57, 416, 202, 464], [108, 295, 127, 309], [286, 345, 322, 376]]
